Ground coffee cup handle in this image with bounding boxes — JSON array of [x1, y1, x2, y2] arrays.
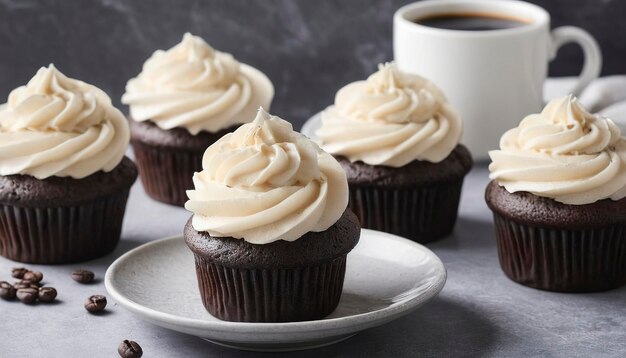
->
[[549, 26, 602, 97]]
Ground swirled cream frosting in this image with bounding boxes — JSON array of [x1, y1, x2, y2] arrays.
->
[[317, 63, 462, 167], [121, 33, 274, 135], [489, 95, 626, 205], [185, 108, 349, 244], [0, 65, 129, 179]]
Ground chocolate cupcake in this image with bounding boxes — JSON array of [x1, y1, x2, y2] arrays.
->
[[122, 33, 274, 206], [0, 65, 137, 264], [486, 95, 626, 292], [184, 109, 360, 322], [317, 63, 472, 243]]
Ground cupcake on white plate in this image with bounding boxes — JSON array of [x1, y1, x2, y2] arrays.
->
[[183, 108, 361, 322]]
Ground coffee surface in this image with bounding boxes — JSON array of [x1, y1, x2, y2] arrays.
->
[[416, 13, 528, 31]]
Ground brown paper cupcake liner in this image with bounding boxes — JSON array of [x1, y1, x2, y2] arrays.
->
[[193, 254, 347, 322], [348, 179, 464, 244], [0, 190, 131, 264], [131, 140, 202, 207], [493, 213, 626, 292]]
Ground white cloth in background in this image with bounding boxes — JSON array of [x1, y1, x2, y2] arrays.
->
[[545, 76, 626, 131]]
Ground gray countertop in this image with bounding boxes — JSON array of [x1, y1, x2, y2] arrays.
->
[[0, 165, 624, 357]]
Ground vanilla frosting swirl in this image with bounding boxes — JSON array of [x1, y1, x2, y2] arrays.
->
[[489, 95, 626, 205], [317, 63, 462, 167], [185, 108, 349, 244], [122, 33, 274, 135], [0, 65, 129, 179]]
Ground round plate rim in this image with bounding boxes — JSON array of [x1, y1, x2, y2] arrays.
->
[[105, 229, 447, 334]]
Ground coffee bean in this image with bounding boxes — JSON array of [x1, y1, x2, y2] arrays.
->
[[38, 287, 57, 303], [14, 282, 38, 290], [118, 340, 143, 358], [16, 279, 40, 287], [23, 271, 43, 283], [0, 281, 16, 300], [16, 287, 38, 304], [11, 267, 28, 279], [71, 269, 94, 284], [84, 295, 107, 313]]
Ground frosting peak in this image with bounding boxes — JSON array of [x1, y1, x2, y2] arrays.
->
[[0, 65, 129, 179], [317, 62, 462, 167], [369, 63, 401, 94], [122, 33, 274, 135], [514, 95, 620, 155], [357, 63, 440, 124], [3, 65, 105, 133], [177, 32, 216, 61], [489, 95, 626, 205], [201, 109, 320, 189], [185, 108, 348, 244]]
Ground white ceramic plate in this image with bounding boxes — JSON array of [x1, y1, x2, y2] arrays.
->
[[105, 229, 446, 352]]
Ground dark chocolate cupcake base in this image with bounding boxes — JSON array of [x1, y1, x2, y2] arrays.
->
[[0, 157, 137, 264], [486, 181, 626, 292], [184, 209, 361, 322], [130, 118, 238, 207], [337, 144, 473, 244], [194, 255, 348, 322], [0, 192, 130, 264]]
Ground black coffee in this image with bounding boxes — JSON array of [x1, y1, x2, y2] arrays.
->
[[416, 13, 529, 31]]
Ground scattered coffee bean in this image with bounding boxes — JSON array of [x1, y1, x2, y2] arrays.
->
[[17, 279, 40, 286], [84, 295, 107, 313], [16, 287, 38, 304], [38, 287, 57, 303], [0, 281, 16, 300], [23, 271, 43, 283], [14, 282, 38, 290], [71, 269, 95, 284], [11, 267, 28, 279], [118, 340, 143, 358]]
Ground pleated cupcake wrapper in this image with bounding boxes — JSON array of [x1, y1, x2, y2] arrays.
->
[[348, 179, 464, 244], [131, 140, 202, 207], [193, 254, 347, 322], [493, 213, 626, 292], [0, 190, 130, 264]]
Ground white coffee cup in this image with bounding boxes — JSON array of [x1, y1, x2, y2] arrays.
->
[[394, 0, 602, 160]]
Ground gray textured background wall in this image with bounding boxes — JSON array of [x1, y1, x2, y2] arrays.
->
[[0, 0, 624, 128]]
